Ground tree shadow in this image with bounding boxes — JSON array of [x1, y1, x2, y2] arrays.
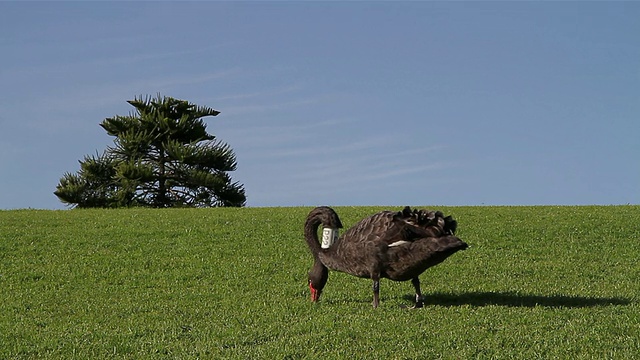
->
[[404, 291, 632, 308]]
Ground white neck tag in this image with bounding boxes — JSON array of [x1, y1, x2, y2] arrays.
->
[[321, 227, 339, 249]]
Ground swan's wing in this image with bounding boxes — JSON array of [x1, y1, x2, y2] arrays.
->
[[339, 210, 397, 245], [337, 207, 457, 247]]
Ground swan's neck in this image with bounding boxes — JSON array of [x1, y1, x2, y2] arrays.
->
[[304, 218, 322, 256], [321, 227, 339, 249]]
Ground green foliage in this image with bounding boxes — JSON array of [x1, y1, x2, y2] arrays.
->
[[54, 154, 129, 208], [1, 206, 639, 358], [54, 94, 245, 208]]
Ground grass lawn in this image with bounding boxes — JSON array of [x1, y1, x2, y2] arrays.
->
[[1, 205, 639, 359]]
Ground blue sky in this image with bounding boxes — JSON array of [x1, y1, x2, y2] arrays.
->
[[1, 1, 638, 209]]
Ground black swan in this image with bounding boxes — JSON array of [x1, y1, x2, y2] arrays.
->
[[305, 206, 468, 308]]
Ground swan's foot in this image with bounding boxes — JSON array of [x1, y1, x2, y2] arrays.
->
[[400, 304, 424, 309], [410, 277, 424, 309], [372, 279, 380, 308], [399, 296, 425, 309], [414, 294, 424, 308]]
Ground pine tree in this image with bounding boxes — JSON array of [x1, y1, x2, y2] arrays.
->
[[55, 95, 246, 208]]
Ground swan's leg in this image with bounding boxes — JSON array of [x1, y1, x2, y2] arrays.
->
[[411, 277, 424, 308], [372, 277, 380, 308]]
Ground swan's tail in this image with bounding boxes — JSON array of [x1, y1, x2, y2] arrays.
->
[[398, 206, 458, 236]]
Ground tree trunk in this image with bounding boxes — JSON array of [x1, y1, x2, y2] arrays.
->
[[157, 150, 167, 207]]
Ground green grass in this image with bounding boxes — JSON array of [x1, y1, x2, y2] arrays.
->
[[1, 206, 639, 359]]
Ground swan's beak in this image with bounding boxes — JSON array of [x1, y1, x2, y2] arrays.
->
[[309, 282, 321, 302]]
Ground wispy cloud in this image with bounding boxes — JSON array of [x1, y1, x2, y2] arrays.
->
[[1, 68, 245, 141], [243, 155, 456, 207], [292, 149, 451, 185], [29, 69, 242, 118], [237, 132, 457, 206], [259, 136, 388, 159], [210, 84, 303, 102], [221, 98, 322, 118]]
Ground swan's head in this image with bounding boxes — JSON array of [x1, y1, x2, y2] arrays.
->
[[308, 261, 328, 302]]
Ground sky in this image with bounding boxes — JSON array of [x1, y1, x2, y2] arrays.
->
[[1, 1, 638, 210]]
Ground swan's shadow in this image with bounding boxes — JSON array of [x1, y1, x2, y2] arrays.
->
[[403, 291, 631, 308]]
